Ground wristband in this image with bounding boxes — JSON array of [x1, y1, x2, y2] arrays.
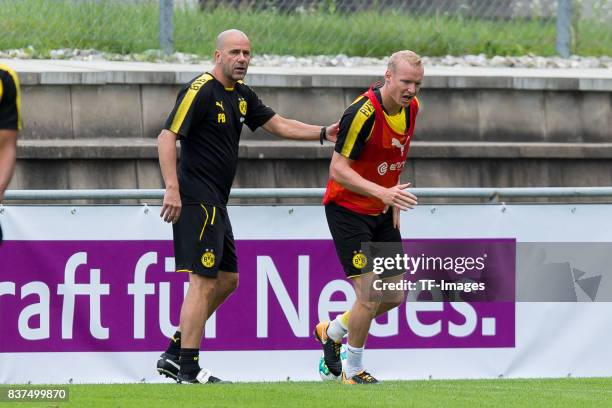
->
[[319, 126, 327, 145]]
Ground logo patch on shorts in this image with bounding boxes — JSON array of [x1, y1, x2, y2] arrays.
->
[[201, 249, 216, 268], [352, 250, 367, 269]]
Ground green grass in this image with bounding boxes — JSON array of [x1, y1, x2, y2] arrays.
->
[[0, 0, 611, 57], [4, 378, 612, 408]]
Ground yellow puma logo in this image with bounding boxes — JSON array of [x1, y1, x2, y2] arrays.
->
[[215, 101, 224, 111]]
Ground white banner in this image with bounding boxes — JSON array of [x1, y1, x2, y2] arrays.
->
[[0, 204, 611, 383]]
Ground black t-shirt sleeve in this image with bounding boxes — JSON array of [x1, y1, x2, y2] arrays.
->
[[242, 84, 276, 131], [334, 96, 375, 160], [0, 69, 21, 131], [164, 74, 212, 138]]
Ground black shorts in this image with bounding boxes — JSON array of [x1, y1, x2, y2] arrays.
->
[[172, 204, 237, 278], [325, 201, 404, 278]]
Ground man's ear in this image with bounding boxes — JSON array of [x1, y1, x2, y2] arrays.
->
[[384, 69, 391, 82], [214, 49, 221, 63]]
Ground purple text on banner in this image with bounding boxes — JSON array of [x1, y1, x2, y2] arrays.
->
[[0, 239, 515, 352]]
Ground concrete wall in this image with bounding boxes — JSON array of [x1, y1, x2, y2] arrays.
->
[[9, 140, 612, 204], [15, 65, 612, 143], [18, 84, 612, 143], [4, 60, 612, 202]]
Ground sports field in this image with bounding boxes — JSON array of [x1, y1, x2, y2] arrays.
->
[[4, 378, 611, 407]]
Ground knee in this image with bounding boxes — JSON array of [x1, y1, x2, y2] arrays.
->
[[226, 273, 239, 292], [189, 274, 216, 297], [220, 273, 239, 295], [383, 300, 403, 311], [356, 299, 380, 318]]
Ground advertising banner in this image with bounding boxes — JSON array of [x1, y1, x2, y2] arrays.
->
[[1, 205, 611, 382]]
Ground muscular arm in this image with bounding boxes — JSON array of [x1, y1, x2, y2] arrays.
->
[[157, 129, 181, 223], [262, 114, 338, 142], [0, 130, 17, 202], [329, 151, 417, 210]]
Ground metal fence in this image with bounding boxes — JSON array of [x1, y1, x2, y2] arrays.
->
[[0, 0, 611, 58], [5, 187, 612, 203]]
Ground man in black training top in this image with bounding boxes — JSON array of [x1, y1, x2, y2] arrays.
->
[[156, 29, 339, 384], [0, 63, 21, 242]]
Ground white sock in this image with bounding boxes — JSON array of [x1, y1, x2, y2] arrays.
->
[[327, 315, 348, 343], [345, 343, 364, 378]]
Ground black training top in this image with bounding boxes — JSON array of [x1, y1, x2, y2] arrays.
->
[[0, 64, 22, 131], [164, 72, 275, 206]]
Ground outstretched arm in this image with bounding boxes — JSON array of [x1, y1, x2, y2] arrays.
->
[[262, 114, 339, 143]]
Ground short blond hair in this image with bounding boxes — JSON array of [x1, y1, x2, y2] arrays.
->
[[388, 50, 422, 72]]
